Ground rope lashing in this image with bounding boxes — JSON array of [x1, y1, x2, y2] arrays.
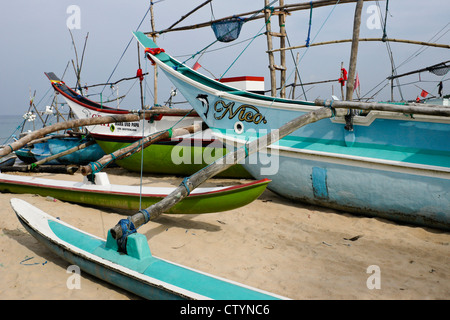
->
[[323, 99, 336, 117], [140, 209, 151, 223], [117, 217, 137, 253], [181, 177, 192, 196], [145, 47, 165, 65], [305, 1, 313, 47]]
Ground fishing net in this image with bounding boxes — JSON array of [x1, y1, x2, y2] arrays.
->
[[211, 17, 244, 42], [428, 64, 449, 76]]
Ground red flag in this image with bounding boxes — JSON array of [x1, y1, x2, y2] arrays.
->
[[354, 73, 360, 91], [420, 89, 428, 98], [136, 68, 144, 82], [338, 68, 347, 86], [193, 62, 201, 71]]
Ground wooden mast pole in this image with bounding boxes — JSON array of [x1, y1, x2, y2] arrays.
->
[[279, 0, 286, 98], [345, 0, 364, 101], [137, 42, 144, 109], [340, 61, 345, 100], [264, 0, 277, 97], [150, 2, 158, 106], [291, 52, 300, 99]]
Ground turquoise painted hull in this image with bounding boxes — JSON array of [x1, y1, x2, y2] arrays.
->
[[11, 199, 287, 300], [31, 142, 60, 164], [134, 31, 450, 230], [47, 136, 105, 165]]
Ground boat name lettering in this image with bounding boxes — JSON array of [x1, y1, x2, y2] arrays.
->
[[213, 101, 267, 124], [115, 122, 140, 128]]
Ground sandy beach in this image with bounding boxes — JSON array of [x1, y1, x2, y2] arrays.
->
[[0, 167, 448, 300]]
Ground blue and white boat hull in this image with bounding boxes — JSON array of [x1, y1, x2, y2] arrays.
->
[[133, 31, 450, 230]]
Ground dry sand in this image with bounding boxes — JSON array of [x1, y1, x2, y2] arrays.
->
[[0, 167, 448, 300]]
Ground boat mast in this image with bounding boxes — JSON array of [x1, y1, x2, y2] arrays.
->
[[137, 42, 145, 109], [264, 0, 277, 97], [264, 0, 288, 98], [279, 0, 287, 98], [150, 1, 158, 106], [345, 0, 363, 101]]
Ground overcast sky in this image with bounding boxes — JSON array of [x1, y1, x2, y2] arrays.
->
[[0, 0, 449, 115]]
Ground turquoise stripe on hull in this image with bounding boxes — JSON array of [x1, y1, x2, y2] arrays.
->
[[18, 216, 281, 300], [134, 31, 450, 230], [19, 219, 181, 299]]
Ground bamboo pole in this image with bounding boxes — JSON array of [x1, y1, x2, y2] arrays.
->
[[110, 98, 450, 241], [0, 114, 144, 158], [291, 52, 300, 99], [345, 0, 363, 101], [110, 106, 348, 241], [137, 42, 144, 110], [147, 0, 377, 35], [150, 2, 158, 106], [278, 0, 286, 98], [166, 0, 213, 31], [80, 123, 203, 176], [314, 99, 450, 117], [268, 38, 450, 53], [340, 62, 345, 100], [264, 0, 277, 97], [26, 133, 80, 146], [0, 108, 200, 158]]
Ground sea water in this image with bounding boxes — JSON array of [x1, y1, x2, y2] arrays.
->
[[0, 114, 64, 146], [0, 115, 28, 145]]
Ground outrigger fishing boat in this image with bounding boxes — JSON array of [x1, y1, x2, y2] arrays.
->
[[0, 173, 270, 214], [133, 30, 450, 231], [45, 72, 250, 178], [10, 198, 287, 300]]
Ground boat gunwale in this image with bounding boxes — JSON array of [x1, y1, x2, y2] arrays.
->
[[136, 32, 450, 123], [214, 131, 450, 175], [0, 173, 271, 198]]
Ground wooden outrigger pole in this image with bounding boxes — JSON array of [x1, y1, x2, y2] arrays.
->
[[110, 106, 348, 241], [268, 38, 450, 53], [146, 0, 377, 36], [109, 96, 450, 242], [0, 108, 197, 158]]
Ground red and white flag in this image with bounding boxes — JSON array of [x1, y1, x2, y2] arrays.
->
[[420, 89, 428, 98], [193, 62, 201, 71], [354, 73, 360, 91]]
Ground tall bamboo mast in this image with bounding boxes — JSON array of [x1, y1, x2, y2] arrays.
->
[[345, 0, 363, 101], [137, 42, 144, 109], [264, 0, 288, 98], [264, 0, 277, 97], [278, 0, 286, 98], [150, 2, 158, 106]]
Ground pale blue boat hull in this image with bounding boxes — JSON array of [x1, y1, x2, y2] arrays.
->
[[244, 152, 450, 230], [11, 198, 286, 300], [133, 31, 450, 230]]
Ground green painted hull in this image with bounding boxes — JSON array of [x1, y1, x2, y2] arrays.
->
[[96, 140, 252, 179], [0, 174, 270, 214]]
